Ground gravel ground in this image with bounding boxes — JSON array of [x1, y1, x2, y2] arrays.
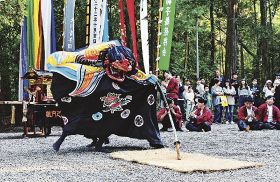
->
[[0, 124, 279, 182]]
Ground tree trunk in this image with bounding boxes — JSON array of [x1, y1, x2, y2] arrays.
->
[[253, 0, 261, 80], [149, 0, 156, 72], [184, 32, 189, 78], [260, 0, 269, 81], [225, 0, 237, 79], [240, 44, 244, 78], [210, 0, 215, 65]]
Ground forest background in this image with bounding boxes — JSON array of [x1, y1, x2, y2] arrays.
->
[[0, 0, 280, 101]]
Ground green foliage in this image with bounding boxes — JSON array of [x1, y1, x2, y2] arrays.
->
[[1, 0, 280, 100]]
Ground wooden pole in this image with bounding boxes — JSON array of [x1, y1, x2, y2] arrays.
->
[[156, 82, 181, 160], [155, 0, 163, 76], [85, 0, 90, 46], [11, 105, 16, 125]]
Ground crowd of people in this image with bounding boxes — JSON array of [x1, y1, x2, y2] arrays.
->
[[157, 70, 280, 132]]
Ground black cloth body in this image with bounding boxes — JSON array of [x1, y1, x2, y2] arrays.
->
[[51, 73, 163, 146]]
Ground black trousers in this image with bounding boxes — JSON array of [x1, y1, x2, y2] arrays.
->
[[161, 113, 180, 130], [258, 121, 280, 130], [186, 121, 211, 132]]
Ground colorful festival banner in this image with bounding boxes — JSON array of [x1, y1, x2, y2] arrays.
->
[[19, 17, 29, 101], [140, 0, 149, 74], [119, 0, 126, 46], [159, 0, 176, 70], [63, 0, 76, 51], [126, 0, 139, 66], [89, 0, 107, 45]]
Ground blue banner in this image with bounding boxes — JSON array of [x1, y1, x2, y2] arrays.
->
[[102, 6, 109, 42], [19, 17, 29, 101]]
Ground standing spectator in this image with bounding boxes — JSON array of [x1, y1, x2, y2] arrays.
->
[[251, 79, 262, 107], [274, 78, 280, 109], [202, 85, 212, 109], [210, 69, 225, 89], [183, 85, 195, 122], [230, 73, 239, 92], [195, 78, 205, 97], [231, 72, 239, 105], [238, 79, 251, 107], [263, 80, 274, 98], [157, 98, 183, 131], [185, 97, 213, 132], [160, 71, 170, 107], [184, 79, 191, 87], [176, 75, 186, 120], [211, 78, 224, 124], [237, 97, 258, 131], [257, 96, 280, 130], [166, 72, 179, 105], [223, 80, 236, 124]]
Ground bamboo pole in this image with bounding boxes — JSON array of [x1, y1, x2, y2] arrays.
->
[[11, 105, 16, 125], [155, 0, 163, 76], [85, 0, 90, 46]]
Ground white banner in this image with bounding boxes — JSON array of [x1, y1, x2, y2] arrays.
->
[[140, 0, 149, 73], [90, 0, 107, 45], [41, 0, 52, 70]]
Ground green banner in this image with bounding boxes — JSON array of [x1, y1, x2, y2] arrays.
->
[[159, 0, 176, 70], [27, 0, 34, 69]]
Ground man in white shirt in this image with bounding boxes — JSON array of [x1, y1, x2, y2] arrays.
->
[[257, 95, 280, 130], [237, 97, 258, 131]]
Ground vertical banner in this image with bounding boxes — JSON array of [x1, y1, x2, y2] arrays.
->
[[99, 0, 107, 42], [140, 0, 149, 74], [118, 0, 126, 46], [159, 0, 176, 70], [126, 0, 139, 66], [41, 0, 52, 70], [63, 0, 76, 51], [27, 0, 34, 69], [89, 0, 107, 45], [19, 17, 29, 101], [33, 0, 41, 69], [51, 0, 57, 53], [102, 5, 109, 42]]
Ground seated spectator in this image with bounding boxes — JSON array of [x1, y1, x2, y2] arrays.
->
[[186, 97, 213, 132], [157, 98, 183, 131], [257, 95, 280, 130], [237, 96, 258, 131]]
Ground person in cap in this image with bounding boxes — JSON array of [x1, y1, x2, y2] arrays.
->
[[237, 96, 258, 131], [256, 95, 280, 130], [157, 98, 183, 131], [263, 80, 274, 98], [185, 97, 213, 132]]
